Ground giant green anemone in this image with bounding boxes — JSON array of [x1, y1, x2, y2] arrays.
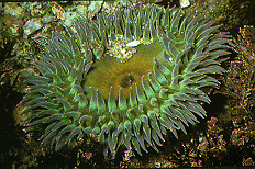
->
[[19, 4, 231, 158]]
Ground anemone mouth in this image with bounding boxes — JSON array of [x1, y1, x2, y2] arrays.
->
[[120, 74, 135, 88], [18, 3, 231, 159]]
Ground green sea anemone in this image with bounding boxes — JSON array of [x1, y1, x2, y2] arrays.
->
[[19, 3, 231, 158]]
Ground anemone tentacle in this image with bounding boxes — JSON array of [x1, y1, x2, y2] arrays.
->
[[19, 3, 231, 158]]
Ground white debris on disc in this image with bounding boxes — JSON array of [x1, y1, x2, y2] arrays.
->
[[180, 0, 190, 8], [108, 35, 142, 63]]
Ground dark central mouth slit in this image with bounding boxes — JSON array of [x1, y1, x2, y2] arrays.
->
[[120, 74, 135, 88]]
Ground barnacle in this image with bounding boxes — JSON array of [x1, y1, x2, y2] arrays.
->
[[19, 4, 231, 159]]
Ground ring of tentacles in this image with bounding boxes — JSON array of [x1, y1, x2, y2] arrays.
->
[[19, 3, 231, 158]]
